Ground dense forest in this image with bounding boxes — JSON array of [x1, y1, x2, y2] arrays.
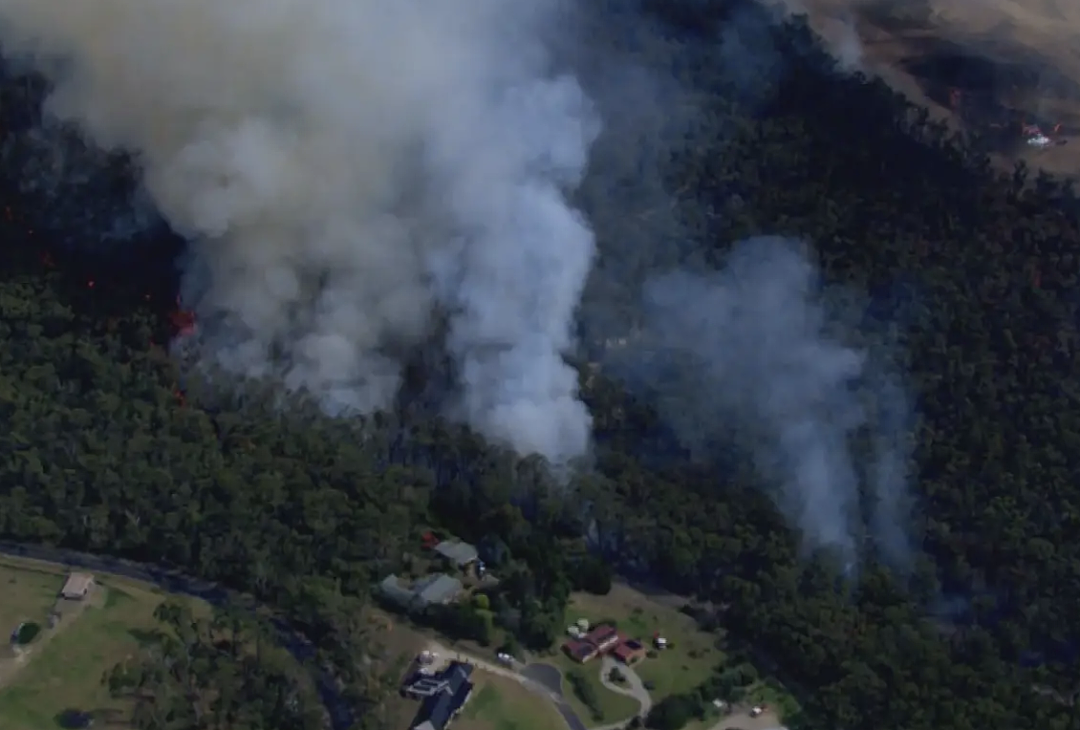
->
[[2, 1, 1080, 730]]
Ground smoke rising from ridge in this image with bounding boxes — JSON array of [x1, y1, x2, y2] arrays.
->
[[607, 238, 914, 570], [0, 0, 598, 464]]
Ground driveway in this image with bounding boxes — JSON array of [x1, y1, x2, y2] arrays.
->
[[708, 706, 786, 730], [598, 656, 651, 716], [425, 644, 589, 730], [522, 662, 564, 696]]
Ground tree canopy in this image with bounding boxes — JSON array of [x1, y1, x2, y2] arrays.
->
[[1, 2, 1080, 730]]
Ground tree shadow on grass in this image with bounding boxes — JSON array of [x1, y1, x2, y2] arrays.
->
[[127, 627, 161, 647]]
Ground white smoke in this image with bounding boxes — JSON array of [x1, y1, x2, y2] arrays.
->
[[0, 0, 598, 464], [608, 238, 914, 570]]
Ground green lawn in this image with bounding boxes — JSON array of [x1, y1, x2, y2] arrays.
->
[[457, 673, 564, 730], [745, 678, 801, 719], [0, 560, 206, 730], [565, 584, 725, 701], [0, 563, 64, 648], [552, 655, 640, 725]]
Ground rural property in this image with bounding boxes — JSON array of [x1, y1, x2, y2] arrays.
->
[[0, 556, 204, 730]]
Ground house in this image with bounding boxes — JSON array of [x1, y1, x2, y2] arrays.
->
[[405, 661, 474, 730], [379, 575, 417, 609], [60, 573, 95, 600], [378, 573, 463, 611], [433, 540, 478, 570], [562, 624, 623, 664], [612, 639, 647, 665], [584, 625, 621, 653], [413, 574, 464, 606], [563, 639, 599, 663]]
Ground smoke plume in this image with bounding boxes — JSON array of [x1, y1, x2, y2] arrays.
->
[[0, 0, 598, 464], [608, 238, 914, 570]]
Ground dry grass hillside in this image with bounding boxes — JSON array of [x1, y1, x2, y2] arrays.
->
[[788, 0, 1080, 176]]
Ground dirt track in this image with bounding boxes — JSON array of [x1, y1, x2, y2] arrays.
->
[[789, 0, 1080, 176]]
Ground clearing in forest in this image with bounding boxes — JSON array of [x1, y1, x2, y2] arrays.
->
[[0, 556, 206, 730], [562, 584, 723, 703]]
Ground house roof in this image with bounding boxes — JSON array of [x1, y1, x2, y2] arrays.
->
[[61, 573, 94, 597], [433, 540, 478, 566], [584, 624, 619, 646], [564, 640, 597, 661], [414, 574, 463, 605], [613, 640, 645, 661], [379, 574, 415, 606], [411, 662, 474, 730]]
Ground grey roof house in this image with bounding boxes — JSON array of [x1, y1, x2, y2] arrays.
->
[[407, 661, 474, 730], [379, 575, 416, 608], [412, 573, 464, 605], [379, 573, 463, 610], [433, 540, 478, 568]]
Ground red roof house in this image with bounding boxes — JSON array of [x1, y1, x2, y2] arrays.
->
[[612, 638, 647, 665], [563, 625, 625, 664]]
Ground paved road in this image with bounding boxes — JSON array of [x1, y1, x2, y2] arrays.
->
[[428, 640, 608, 730], [0, 541, 229, 605], [522, 662, 564, 695], [426, 641, 587, 730]]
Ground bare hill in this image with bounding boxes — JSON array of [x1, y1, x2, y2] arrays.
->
[[792, 0, 1080, 176]]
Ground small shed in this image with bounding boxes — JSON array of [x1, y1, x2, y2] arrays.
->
[[61, 573, 95, 600]]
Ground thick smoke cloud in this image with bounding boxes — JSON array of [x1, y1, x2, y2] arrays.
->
[[607, 238, 914, 570], [0, 0, 598, 464]]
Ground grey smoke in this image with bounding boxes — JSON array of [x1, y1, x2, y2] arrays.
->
[[0, 0, 599, 464], [609, 237, 914, 569]]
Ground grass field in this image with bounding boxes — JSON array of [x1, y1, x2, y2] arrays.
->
[[0, 564, 64, 658], [565, 584, 724, 702], [456, 673, 564, 730], [0, 557, 205, 730]]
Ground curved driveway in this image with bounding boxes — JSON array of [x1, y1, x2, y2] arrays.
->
[[599, 655, 652, 717]]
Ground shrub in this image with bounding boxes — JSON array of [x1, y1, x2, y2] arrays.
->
[[11, 621, 41, 645], [645, 694, 699, 730]]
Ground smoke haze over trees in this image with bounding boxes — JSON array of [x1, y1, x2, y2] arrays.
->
[[0, 1, 1079, 730], [0, 0, 599, 465], [604, 237, 915, 572], [0, 0, 919, 564]]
